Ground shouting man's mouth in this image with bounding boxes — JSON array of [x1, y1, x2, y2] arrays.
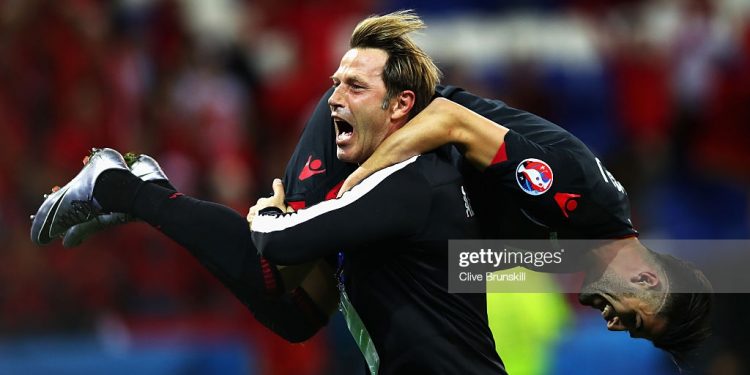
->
[[334, 118, 354, 145], [600, 303, 621, 329], [581, 293, 620, 329]]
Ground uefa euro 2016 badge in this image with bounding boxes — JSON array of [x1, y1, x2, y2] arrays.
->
[[516, 158, 553, 196]]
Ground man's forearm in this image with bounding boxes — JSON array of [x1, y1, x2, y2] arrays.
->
[[342, 98, 510, 195], [405, 97, 509, 169], [439, 98, 509, 169], [358, 97, 458, 174]]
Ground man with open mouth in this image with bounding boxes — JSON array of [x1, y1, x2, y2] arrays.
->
[[31, 8, 713, 373], [33, 11, 508, 375]]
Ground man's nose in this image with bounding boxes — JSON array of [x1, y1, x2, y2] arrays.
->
[[328, 85, 343, 109]]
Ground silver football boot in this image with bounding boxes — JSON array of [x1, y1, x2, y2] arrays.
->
[[30, 148, 129, 245], [61, 153, 170, 248]]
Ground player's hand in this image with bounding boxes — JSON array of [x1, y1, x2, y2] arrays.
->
[[337, 166, 374, 198], [247, 179, 295, 227]]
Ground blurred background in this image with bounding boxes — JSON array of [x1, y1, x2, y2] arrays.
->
[[0, 0, 749, 374]]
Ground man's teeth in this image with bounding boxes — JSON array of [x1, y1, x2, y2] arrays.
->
[[334, 119, 353, 134], [602, 304, 612, 318]]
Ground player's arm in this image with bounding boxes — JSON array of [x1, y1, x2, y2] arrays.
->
[[249, 159, 430, 265], [339, 98, 509, 195]]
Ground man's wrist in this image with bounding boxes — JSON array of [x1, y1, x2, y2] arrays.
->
[[259, 207, 285, 216]]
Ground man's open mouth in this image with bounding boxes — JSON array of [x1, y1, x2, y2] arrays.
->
[[581, 293, 620, 328], [590, 294, 620, 328], [601, 303, 621, 328], [334, 119, 354, 144]]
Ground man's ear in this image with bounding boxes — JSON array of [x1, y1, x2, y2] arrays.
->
[[390, 90, 415, 122], [630, 271, 661, 289]]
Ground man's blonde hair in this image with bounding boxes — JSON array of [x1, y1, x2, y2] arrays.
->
[[350, 10, 442, 117]]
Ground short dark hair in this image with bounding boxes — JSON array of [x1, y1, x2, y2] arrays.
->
[[650, 251, 713, 365]]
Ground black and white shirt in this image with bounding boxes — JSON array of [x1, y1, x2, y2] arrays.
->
[[256, 148, 505, 374]]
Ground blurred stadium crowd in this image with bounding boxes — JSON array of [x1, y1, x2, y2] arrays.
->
[[0, 0, 748, 374]]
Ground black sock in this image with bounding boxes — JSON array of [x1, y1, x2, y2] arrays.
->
[[151, 179, 176, 192], [93, 169, 176, 212], [93, 169, 145, 213]]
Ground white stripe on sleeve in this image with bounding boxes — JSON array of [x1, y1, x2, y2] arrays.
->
[[252, 155, 420, 234]]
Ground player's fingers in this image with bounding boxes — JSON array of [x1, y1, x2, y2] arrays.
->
[[337, 168, 369, 198], [249, 197, 271, 218], [271, 178, 285, 200], [254, 197, 268, 207], [338, 178, 353, 198], [247, 206, 257, 226]]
